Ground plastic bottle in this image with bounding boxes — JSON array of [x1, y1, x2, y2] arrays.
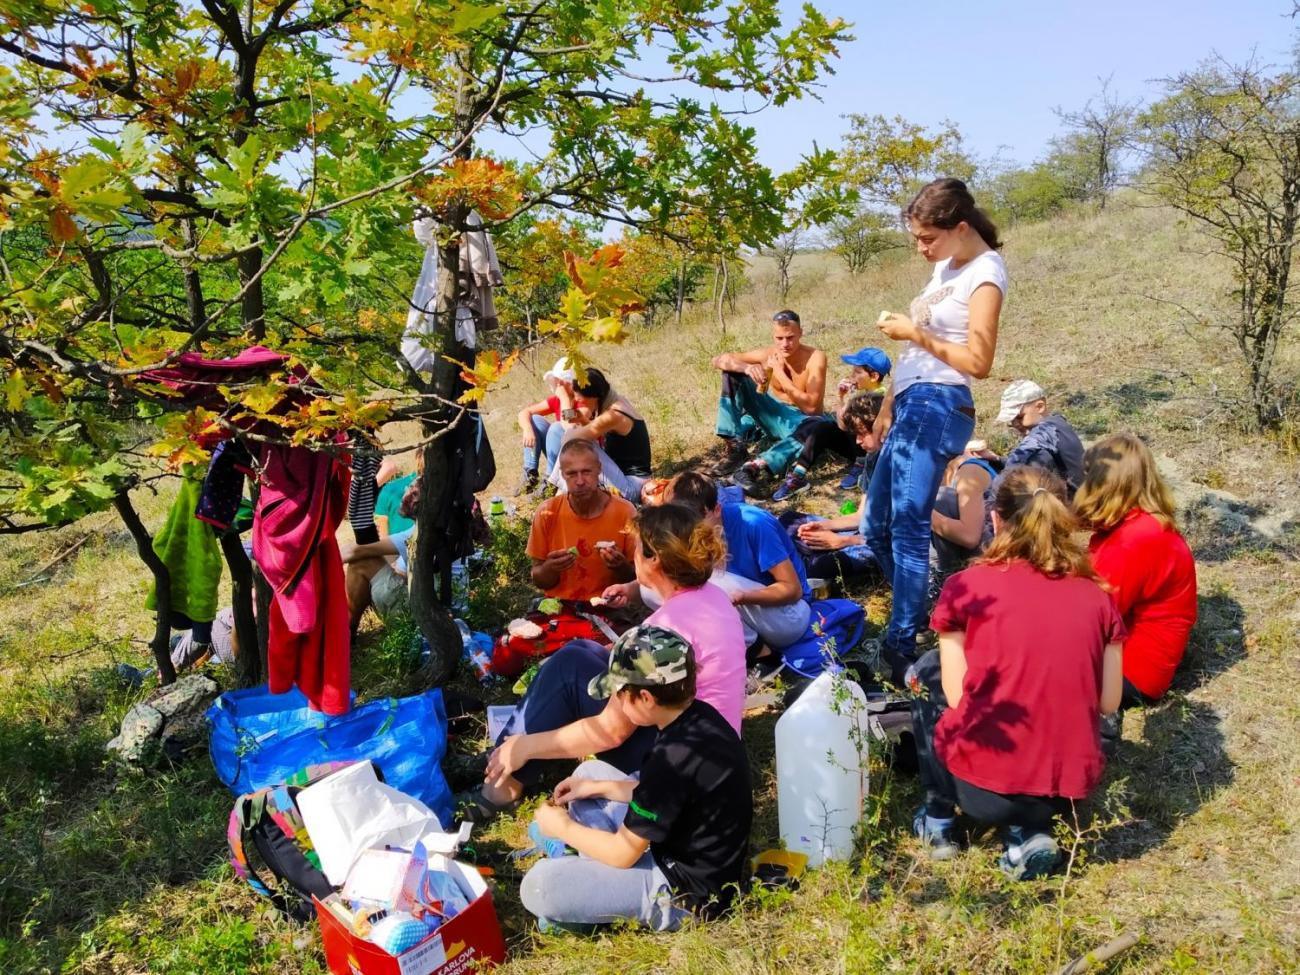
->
[[774, 668, 869, 867], [456, 619, 494, 683]]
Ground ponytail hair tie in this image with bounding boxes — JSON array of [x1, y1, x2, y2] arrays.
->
[[1032, 487, 1048, 497]]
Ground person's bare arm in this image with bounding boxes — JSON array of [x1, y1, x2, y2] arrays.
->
[[712, 347, 770, 383], [932, 466, 991, 548], [938, 630, 968, 707], [731, 558, 803, 607], [879, 284, 1002, 379], [339, 537, 398, 564], [486, 696, 637, 785], [534, 806, 649, 869], [584, 406, 634, 438], [1099, 642, 1124, 715]]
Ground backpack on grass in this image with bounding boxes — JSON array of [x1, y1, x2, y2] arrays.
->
[[780, 598, 867, 678], [227, 761, 356, 921]]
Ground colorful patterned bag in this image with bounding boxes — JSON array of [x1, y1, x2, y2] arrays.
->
[[227, 761, 355, 921]]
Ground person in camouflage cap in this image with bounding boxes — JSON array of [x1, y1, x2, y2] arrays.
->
[[588, 625, 694, 701]]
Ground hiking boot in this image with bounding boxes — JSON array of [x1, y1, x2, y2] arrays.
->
[[839, 460, 865, 491], [713, 437, 751, 475], [731, 462, 772, 499], [913, 807, 961, 861], [516, 471, 540, 497], [999, 830, 1060, 880], [772, 470, 810, 502]]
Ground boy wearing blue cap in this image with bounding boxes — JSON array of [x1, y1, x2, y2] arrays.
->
[[766, 347, 891, 501]]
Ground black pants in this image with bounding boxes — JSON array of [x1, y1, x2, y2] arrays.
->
[[794, 416, 862, 468], [507, 640, 655, 789], [909, 650, 1071, 831]]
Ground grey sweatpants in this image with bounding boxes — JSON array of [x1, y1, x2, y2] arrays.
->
[[518, 760, 688, 931]]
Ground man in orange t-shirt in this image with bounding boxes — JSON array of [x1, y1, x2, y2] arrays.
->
[[527, 439, 636, 600]]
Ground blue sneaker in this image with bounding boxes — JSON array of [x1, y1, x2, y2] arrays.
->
[[913, 807, 961, 861], [999, 830, 1060, 880], [772, 470, 810, 502], [527, 820, 569, 858], [839, 460, 864, 491]]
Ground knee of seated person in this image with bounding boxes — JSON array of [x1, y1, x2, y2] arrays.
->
[[520, 862, 558, 918]]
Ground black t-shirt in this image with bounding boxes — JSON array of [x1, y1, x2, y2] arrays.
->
[[624, 699, 752, 917]]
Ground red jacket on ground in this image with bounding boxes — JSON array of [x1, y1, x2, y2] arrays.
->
[[1089, 508, 1198, 700]]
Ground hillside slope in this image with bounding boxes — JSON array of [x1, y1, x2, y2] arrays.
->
[[1, 201, 1297, 974]]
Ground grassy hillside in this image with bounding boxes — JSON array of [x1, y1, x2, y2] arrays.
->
[[2, 200, 1298, 974]]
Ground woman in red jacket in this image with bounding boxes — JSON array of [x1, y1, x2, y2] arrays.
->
[[911, 465, 1125, 879], [1074, 433, 1198, 707]]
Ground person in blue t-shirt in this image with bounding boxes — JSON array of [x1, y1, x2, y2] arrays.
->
[[375, 470, 417, 535], [665, 471, 810, 654]]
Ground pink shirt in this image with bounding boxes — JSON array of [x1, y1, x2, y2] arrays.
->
[[646, 582, 747, 734]]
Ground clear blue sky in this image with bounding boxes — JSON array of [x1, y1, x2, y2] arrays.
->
[[746, 0, 1298, 172]]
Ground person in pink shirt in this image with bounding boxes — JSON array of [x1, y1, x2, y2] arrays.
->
[[464, 503, 746, 821]]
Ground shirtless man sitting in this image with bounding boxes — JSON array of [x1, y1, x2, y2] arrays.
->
[[710, 309, 828, 498]]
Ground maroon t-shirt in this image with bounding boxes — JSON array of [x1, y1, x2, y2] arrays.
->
[[930, 561, 1126, 799]]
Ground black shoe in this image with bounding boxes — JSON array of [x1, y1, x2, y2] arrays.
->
[[714, 438, 750, 475], [732, 462, 772, 499]]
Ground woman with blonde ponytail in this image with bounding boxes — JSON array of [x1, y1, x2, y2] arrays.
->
[[909, 466, 1126, 880], [470, 503, 745, 820]]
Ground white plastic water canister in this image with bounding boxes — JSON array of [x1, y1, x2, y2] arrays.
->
[[775, 669, 870, 867]]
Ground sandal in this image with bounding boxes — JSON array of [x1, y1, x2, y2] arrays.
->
[[453, 785, 520, 825]]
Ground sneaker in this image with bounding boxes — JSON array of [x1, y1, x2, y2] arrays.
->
[[731, 462, 772, 499], [839, 460, 865, 491], [516, 471, 539, 497], [772, 470, 810, 501], [999, 830, 1060, 880], [713, 438, 750, 475], [913, 807, 961, 860]]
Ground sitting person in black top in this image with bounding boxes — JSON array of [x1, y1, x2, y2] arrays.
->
[[547, 366, 653, 502], [995, 379, 1085, 496], [519, 625, 752, 931]]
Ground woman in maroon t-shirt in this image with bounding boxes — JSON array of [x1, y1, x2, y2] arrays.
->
[[910, 466, 1125, 879], [1074, 432, 1197, 704]]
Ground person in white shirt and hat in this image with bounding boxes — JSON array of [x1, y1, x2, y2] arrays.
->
[[996, 379, 1086, 497], [516, 357, 583, 495]]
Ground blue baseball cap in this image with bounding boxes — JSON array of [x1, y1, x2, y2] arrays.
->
[[841, 347, 892, 376]]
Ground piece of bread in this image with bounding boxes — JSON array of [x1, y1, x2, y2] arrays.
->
[[878, 310, 891, 323]]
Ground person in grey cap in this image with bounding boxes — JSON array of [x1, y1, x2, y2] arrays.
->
[[996, 379, 1086, 496], [519, 624, 753, 932]]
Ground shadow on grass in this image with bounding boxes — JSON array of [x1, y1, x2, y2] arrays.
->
[[1181, 493, 1300, 564], [1060, 375, 1177, 437], [0, 707, 230, 973]]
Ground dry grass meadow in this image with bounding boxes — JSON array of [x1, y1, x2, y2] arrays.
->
[[2, 198, 1299, 973]]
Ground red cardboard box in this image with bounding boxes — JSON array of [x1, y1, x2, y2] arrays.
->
[[315, 857, 507, 975]]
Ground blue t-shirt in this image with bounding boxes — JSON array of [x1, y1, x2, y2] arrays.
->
[[376, 473, 417, 534], [720, 503, 811, 600]]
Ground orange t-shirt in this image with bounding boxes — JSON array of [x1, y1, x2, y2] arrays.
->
[[526, 493, 637, 600]]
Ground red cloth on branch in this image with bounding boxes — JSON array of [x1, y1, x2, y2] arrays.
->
[[253, 442, 352, 715]]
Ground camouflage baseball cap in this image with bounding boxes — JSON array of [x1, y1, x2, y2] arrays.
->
[[587, 625, 693, 700]]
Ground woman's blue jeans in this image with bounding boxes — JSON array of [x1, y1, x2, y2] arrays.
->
[[524, 414, 553, 474], [865, 382, 975, 664]]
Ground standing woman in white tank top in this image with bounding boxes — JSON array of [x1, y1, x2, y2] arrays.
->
[[865, 179, 1008, 682]]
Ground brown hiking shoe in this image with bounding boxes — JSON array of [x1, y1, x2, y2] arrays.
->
[[711, 437, 750, 475]]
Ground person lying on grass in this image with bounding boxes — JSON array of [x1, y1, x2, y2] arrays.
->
[[770, 346, 891, 502], [778, 392, 884, 587], [1073, 432, 1197, 749], [519, 626, 752, 931], [908, 465, 1125, 880], [464, 503, 746, 822]]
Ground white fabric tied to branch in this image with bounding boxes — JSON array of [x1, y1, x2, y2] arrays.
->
[[401, 213, 504, 373], [401, 217, 442, 372]]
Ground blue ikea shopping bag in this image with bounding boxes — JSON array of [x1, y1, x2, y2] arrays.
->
[[207, 687, 452, 826]]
